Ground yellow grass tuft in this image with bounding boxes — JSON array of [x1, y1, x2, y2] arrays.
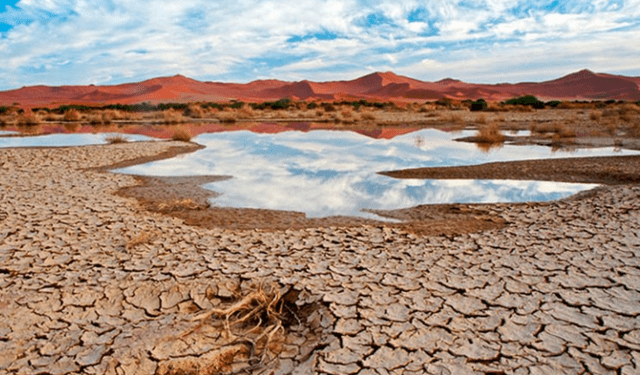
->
[[163, 109, 183, 124], [216, 111, 237, 123], [63, 109, 80, 121], [237, 106, 255, 119], [361, 112, 377, 121], [589, 110, 602, 121], [105, 135, 129, 144], [171, 128, 193, 142], [184, 104, 205, 118], [476, 122, 505, 144], [16, 113, 41, 126]]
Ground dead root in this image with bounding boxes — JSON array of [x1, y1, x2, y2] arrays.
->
[[158, 283, 291, 375]]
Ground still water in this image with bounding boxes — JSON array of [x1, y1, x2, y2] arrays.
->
[[0, 133, 155, 147], [115, 129, 634, 219]]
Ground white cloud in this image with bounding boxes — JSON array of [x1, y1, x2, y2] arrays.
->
[[0, 0, 638, 89]]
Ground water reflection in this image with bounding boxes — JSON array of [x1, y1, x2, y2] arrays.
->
[[0, 133, 156, 148], [117, 129, 634, 218]]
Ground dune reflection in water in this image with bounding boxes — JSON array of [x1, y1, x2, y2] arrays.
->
[[117, 129, 634, 219]]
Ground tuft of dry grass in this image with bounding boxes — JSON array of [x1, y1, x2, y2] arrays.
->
[[63, 109, 80, 121], [237, 106, 255, 119], [339, 106, 354, 118], [87, 114, 104, 125], [105, 135, 129, 144], [589, 110, 602, 121], [361, 112, 377, 121], [216, 111, 237, 123], [101, 110, 115, 124], [441, 112, 465, 124], [163, 109, 183, 124], [16, 113, 41, 126], [530, 121, 576, 138], [184, 104, 205, 118], [171, 128, 193, 142], [476, 114, 487, 124], [125, 230, 159, 251], [476, 122, 505, 144]]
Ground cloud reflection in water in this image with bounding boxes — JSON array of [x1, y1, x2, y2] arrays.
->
[[118, 129, 634, 219]]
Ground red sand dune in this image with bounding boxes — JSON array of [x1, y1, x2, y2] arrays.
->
[[1, 69, 639, 108]]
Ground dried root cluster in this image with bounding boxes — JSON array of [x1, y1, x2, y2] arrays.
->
[[158, 283, 293, 375]]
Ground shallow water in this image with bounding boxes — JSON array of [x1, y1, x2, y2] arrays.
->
[[0, 133, 156, 148], [117, 128, 635, 219]]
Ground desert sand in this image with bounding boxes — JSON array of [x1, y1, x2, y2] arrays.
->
[[1, 135, 640, 374], [1, 69, 639, 108]]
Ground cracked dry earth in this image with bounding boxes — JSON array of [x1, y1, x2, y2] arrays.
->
[[1, 141, 640, 375]]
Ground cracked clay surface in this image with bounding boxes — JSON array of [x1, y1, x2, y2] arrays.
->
[[1, 141, 639, 374]]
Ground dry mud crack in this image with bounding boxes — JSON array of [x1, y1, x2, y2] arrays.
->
[[1, 141, 640, 374]]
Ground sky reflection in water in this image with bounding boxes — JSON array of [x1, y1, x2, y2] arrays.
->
[[117, 129, 636, 219], [0, 133, 155, 148]]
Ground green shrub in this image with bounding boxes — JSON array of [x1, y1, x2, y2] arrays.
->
[[157, 103, 188, 111], [504, 95, 545, 109], [230, 101, 245, 109], [435, 97, 453, 108], [470, 99, 487, 112], [545, 100, 561, 108], [270, 98, 291, 110]]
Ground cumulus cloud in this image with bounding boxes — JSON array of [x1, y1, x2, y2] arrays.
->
[[0, 0, 638, 89]]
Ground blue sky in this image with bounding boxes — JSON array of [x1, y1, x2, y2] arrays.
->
[[0, 0, 638, 90]]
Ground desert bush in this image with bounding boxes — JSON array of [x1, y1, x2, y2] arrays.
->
[[476, 122, 504, 143], [505, 95, 545, 109], [322, 103, 336, 112], [271, 98, 291, 110], [157, 103, 188, 111], [105, 135, 129, 144], [306, 102, 318, 110], [315, 108, 324, 117], [435, 97, 453, 108], [171, 128, 192, 142], [470, 99, 487, 112], [476, 114, 488, 124], [63, 109, 80, 121], [546, 100, 562, 108]]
